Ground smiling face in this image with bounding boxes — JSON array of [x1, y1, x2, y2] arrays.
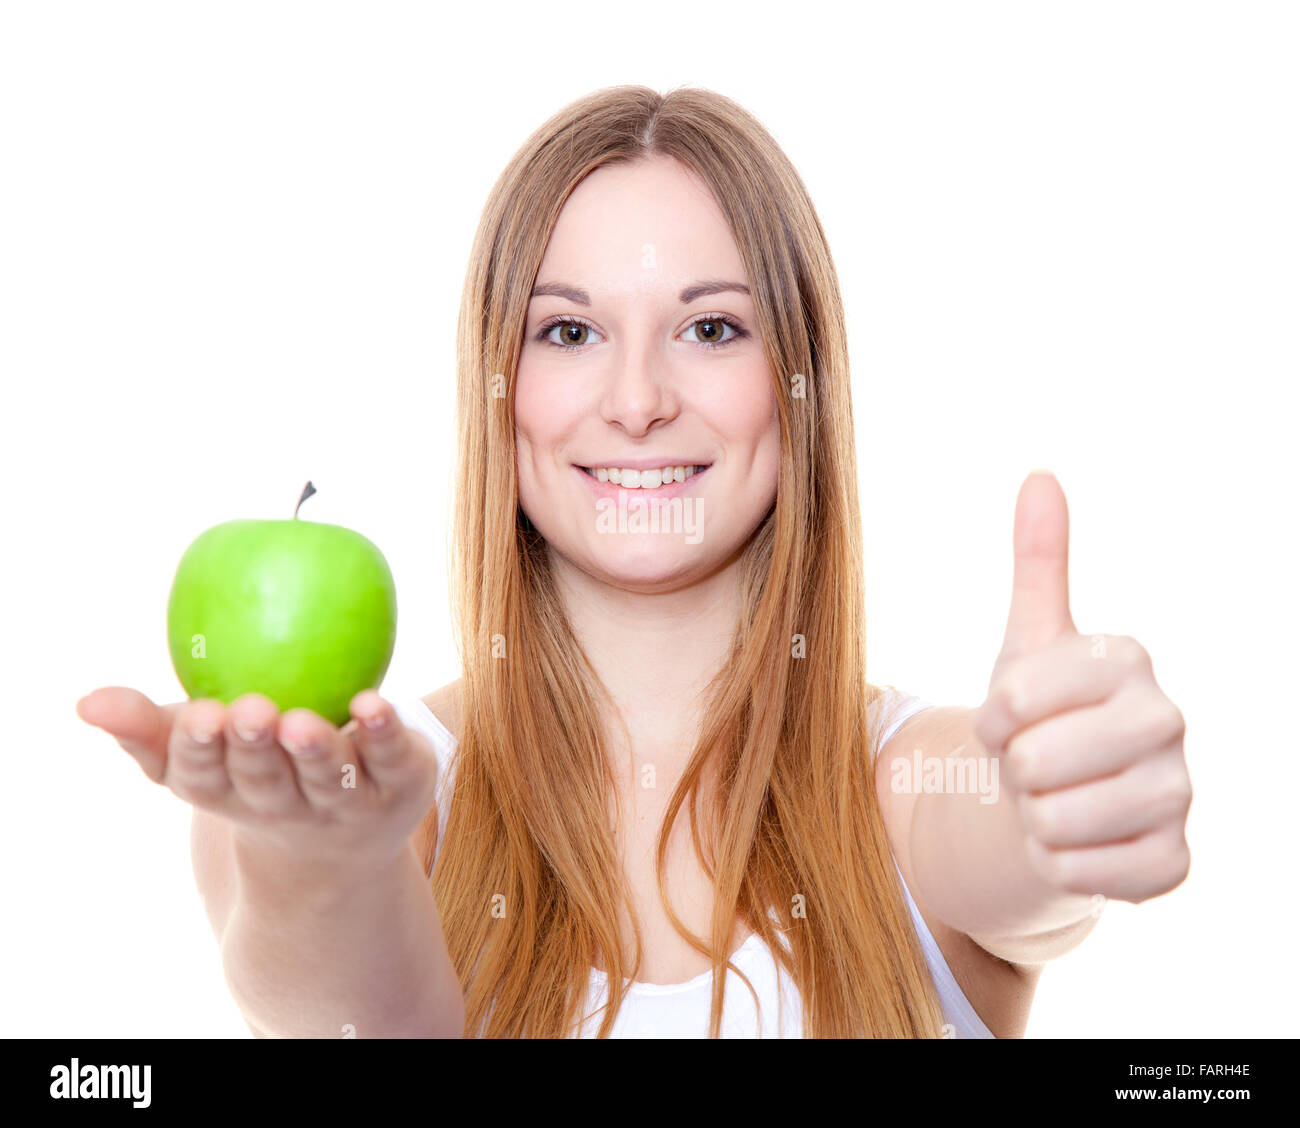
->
[[515, 155, 780, 592]]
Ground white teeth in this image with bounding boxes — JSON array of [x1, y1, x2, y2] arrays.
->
[[583, 464, 705, 489]]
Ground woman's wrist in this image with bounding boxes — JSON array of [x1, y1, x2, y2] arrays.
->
[[229, 826, 416, 916]]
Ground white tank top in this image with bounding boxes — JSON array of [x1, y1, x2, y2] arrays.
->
[[394, 688, 994, 1039]]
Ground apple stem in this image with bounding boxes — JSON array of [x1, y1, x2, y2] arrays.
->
[[294, 481, 317, 519]]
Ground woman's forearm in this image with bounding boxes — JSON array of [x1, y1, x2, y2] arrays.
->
[[220, 838, 464, 1038]]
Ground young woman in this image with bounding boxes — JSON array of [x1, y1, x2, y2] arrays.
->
[[76, 85, 1191, 1039]]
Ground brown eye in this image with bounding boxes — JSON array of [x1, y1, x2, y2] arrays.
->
[[539, 319, 603, 350], [683, 316, 744, 349]]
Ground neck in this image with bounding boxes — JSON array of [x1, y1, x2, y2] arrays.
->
[[548, 548, 744, 770]]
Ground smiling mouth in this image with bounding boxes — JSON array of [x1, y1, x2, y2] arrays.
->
[[577, 464, 711, 490]]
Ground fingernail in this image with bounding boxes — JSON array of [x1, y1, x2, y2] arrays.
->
[[362, 711, 389, 731], [190, 725, 221, 745], [233, 721, 266, 743], [282, 733, 321, 756]]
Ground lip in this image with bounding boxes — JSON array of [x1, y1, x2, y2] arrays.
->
[[577, 457, 711, 472], [574, 463, 711, 501]]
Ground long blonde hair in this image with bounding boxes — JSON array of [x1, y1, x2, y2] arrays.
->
[[421, 84, 945, 1037]]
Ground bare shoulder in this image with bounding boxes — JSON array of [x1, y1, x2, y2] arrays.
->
[[873, 704, 1042, 1038], [419, 678, 463, 742]]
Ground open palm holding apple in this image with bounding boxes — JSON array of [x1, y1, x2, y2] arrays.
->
[[75, 685, 442, 870], [76, 483, 438, 870], [972, 472, 1192, 905]]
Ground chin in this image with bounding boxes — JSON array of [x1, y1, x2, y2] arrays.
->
[[579, 540, 709, 592]]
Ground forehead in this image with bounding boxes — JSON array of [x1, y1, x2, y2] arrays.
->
[[536, 156, 748, 301]]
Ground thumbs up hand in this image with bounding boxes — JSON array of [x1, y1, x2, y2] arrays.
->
[[971, 472, 1191, 905]]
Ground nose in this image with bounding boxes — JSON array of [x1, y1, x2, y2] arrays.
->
[[598, 337, 679, 434]]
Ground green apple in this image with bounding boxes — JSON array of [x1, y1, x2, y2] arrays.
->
[[167, 482, 397, 727]]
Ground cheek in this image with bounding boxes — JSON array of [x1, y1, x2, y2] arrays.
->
[[705, 364, 780, 472], [513, 366, 566, 461], [513, 362, 587, 520], [757, 411, 781, 487], [750, 422, 780, 514], [513, 369, 548, 510], [703, 360, 777, 437], [513, 364, 547, 442]]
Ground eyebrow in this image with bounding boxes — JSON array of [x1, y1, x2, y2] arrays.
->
[[529, 279, 751, 306]]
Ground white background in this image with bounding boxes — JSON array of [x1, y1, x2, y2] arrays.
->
[[2, 0, 1295, 1038]]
